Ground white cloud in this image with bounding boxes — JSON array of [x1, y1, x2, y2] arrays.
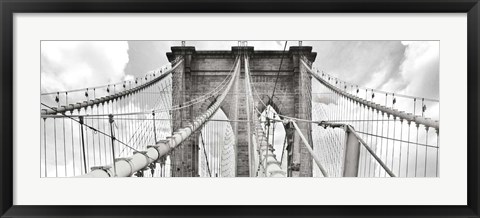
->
[[40, 41, 440, 177], [41, 41, 129, 93], [394, 41, 440, 99], [124, 74, 135, 82]]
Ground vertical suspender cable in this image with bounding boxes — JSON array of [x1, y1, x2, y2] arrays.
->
[[108, 114, 117, 177], [62, 108, 67, 176], [363, 90, 368, 172], [436, 129, 439, 177], [79, 116, 87, 174], [424, 127, 429, 177], [398, 119, 404, 177], [406, 121, 411, 177], [43, 118, 47, 177], [54, 117, 58, 177], [365, 107, 374, 176], [84, 109, 90, 168], [414, 123, 420, 177], [380, 112, 386, 176], [368, 104, 375, 176], [391, 116, 396, 174], [95, 90, 103, 165], [373, 110, 379, 177], [364, 105, 369, 176], [385, 114, 390, 177], [70, 110, 76, 176], [153, 111, 157, 143]]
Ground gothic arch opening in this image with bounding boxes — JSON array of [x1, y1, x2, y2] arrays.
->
[[198, 108, 236, 177]]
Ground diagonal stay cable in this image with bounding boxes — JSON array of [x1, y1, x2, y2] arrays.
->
[[270, 41, 288, 101], [247, 59, 314, 124], [40, 103, 156, 162], [80, 55, 242, 177], [52, 56, 240, 118], [199, 131, 212, 177]]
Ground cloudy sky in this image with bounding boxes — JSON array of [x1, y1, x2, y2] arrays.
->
[[40, 41, 439, 177], [41, 40, 439, 101]]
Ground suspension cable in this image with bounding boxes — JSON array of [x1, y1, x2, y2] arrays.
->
[[41, 103, 155, 162], [41, 59, 184, 115], [43, 57, 239, 118], [270, 41, 288, 101], [304, 60, 439, 129]]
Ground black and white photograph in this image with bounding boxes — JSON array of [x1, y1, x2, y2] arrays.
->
[[3, 1, 478, 216], [40, 40, 440, 178]]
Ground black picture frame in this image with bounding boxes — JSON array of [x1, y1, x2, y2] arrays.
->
[[1, 0, 479, 217]]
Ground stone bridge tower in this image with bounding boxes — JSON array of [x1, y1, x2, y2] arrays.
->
[[167, 45, 316, 177]]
